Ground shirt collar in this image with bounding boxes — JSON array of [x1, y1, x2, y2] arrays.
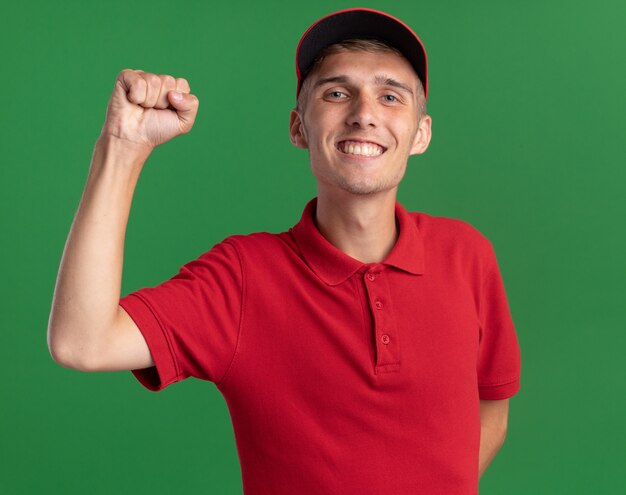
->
[[289, 198, 425, 286]]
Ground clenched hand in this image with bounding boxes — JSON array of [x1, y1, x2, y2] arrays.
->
[[99, 69, 199, 152]]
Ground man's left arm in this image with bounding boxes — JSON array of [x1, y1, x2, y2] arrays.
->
[[478, 399, 509, 478]]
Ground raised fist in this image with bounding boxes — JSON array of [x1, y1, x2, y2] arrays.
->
[[99, 69, 199, 151]]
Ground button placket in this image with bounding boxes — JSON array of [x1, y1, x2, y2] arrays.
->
[[364, 267, 400, 371]]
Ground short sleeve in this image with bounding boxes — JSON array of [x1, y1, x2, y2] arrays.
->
[[119, 239, 243, 392], [476, 244, 521, 400]]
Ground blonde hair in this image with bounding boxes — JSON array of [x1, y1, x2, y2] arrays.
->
[[296, 39, 426, 118]]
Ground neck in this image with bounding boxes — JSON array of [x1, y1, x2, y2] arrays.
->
[[315, 189, 399, 263]]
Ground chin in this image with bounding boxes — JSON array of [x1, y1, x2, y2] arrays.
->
[[336, 177, 400, 196]]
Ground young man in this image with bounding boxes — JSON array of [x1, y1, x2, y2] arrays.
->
[[48, 8, 521, 494]]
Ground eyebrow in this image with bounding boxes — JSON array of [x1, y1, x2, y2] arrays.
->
[[374, 76, 414, 96], [313, 76, 349, 89], [313, 75, 414, 96]]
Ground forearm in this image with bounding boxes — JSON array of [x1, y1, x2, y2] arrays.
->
[[478, 421, 506, 478], [47, 135, 151, 368], [477, 398, 509, 478]]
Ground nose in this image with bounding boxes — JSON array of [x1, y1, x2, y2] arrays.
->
[[346, 94, 377, 128]]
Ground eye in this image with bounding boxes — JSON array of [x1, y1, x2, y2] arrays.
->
[[382, 94, 399, 103], [325, 90, 347, 100]]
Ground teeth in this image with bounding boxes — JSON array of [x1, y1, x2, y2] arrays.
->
[[339, 140, 383, 157]]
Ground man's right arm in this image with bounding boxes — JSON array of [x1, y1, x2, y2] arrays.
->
[[47, 69, 199, 372]]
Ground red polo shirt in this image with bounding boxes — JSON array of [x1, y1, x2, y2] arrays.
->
[[119, 198, 521, 494]]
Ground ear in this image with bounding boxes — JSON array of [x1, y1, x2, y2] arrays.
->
[[409, 114, 432, 156], [289, 109, 308, 149]]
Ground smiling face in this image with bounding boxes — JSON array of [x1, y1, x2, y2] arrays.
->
[[290, 48, 432, 197]]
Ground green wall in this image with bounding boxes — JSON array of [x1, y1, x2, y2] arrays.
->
[[1, 0, 624, 493]]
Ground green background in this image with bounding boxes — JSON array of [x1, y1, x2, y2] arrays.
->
[[1, 0, 624, 493]]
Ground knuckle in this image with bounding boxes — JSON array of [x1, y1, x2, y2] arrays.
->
[[135, 77, 147, 91], [176, 77, 191, 91], [161, 74, 176, 87], [129, 78, 146, 99], [145, 73, 160, 87]]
